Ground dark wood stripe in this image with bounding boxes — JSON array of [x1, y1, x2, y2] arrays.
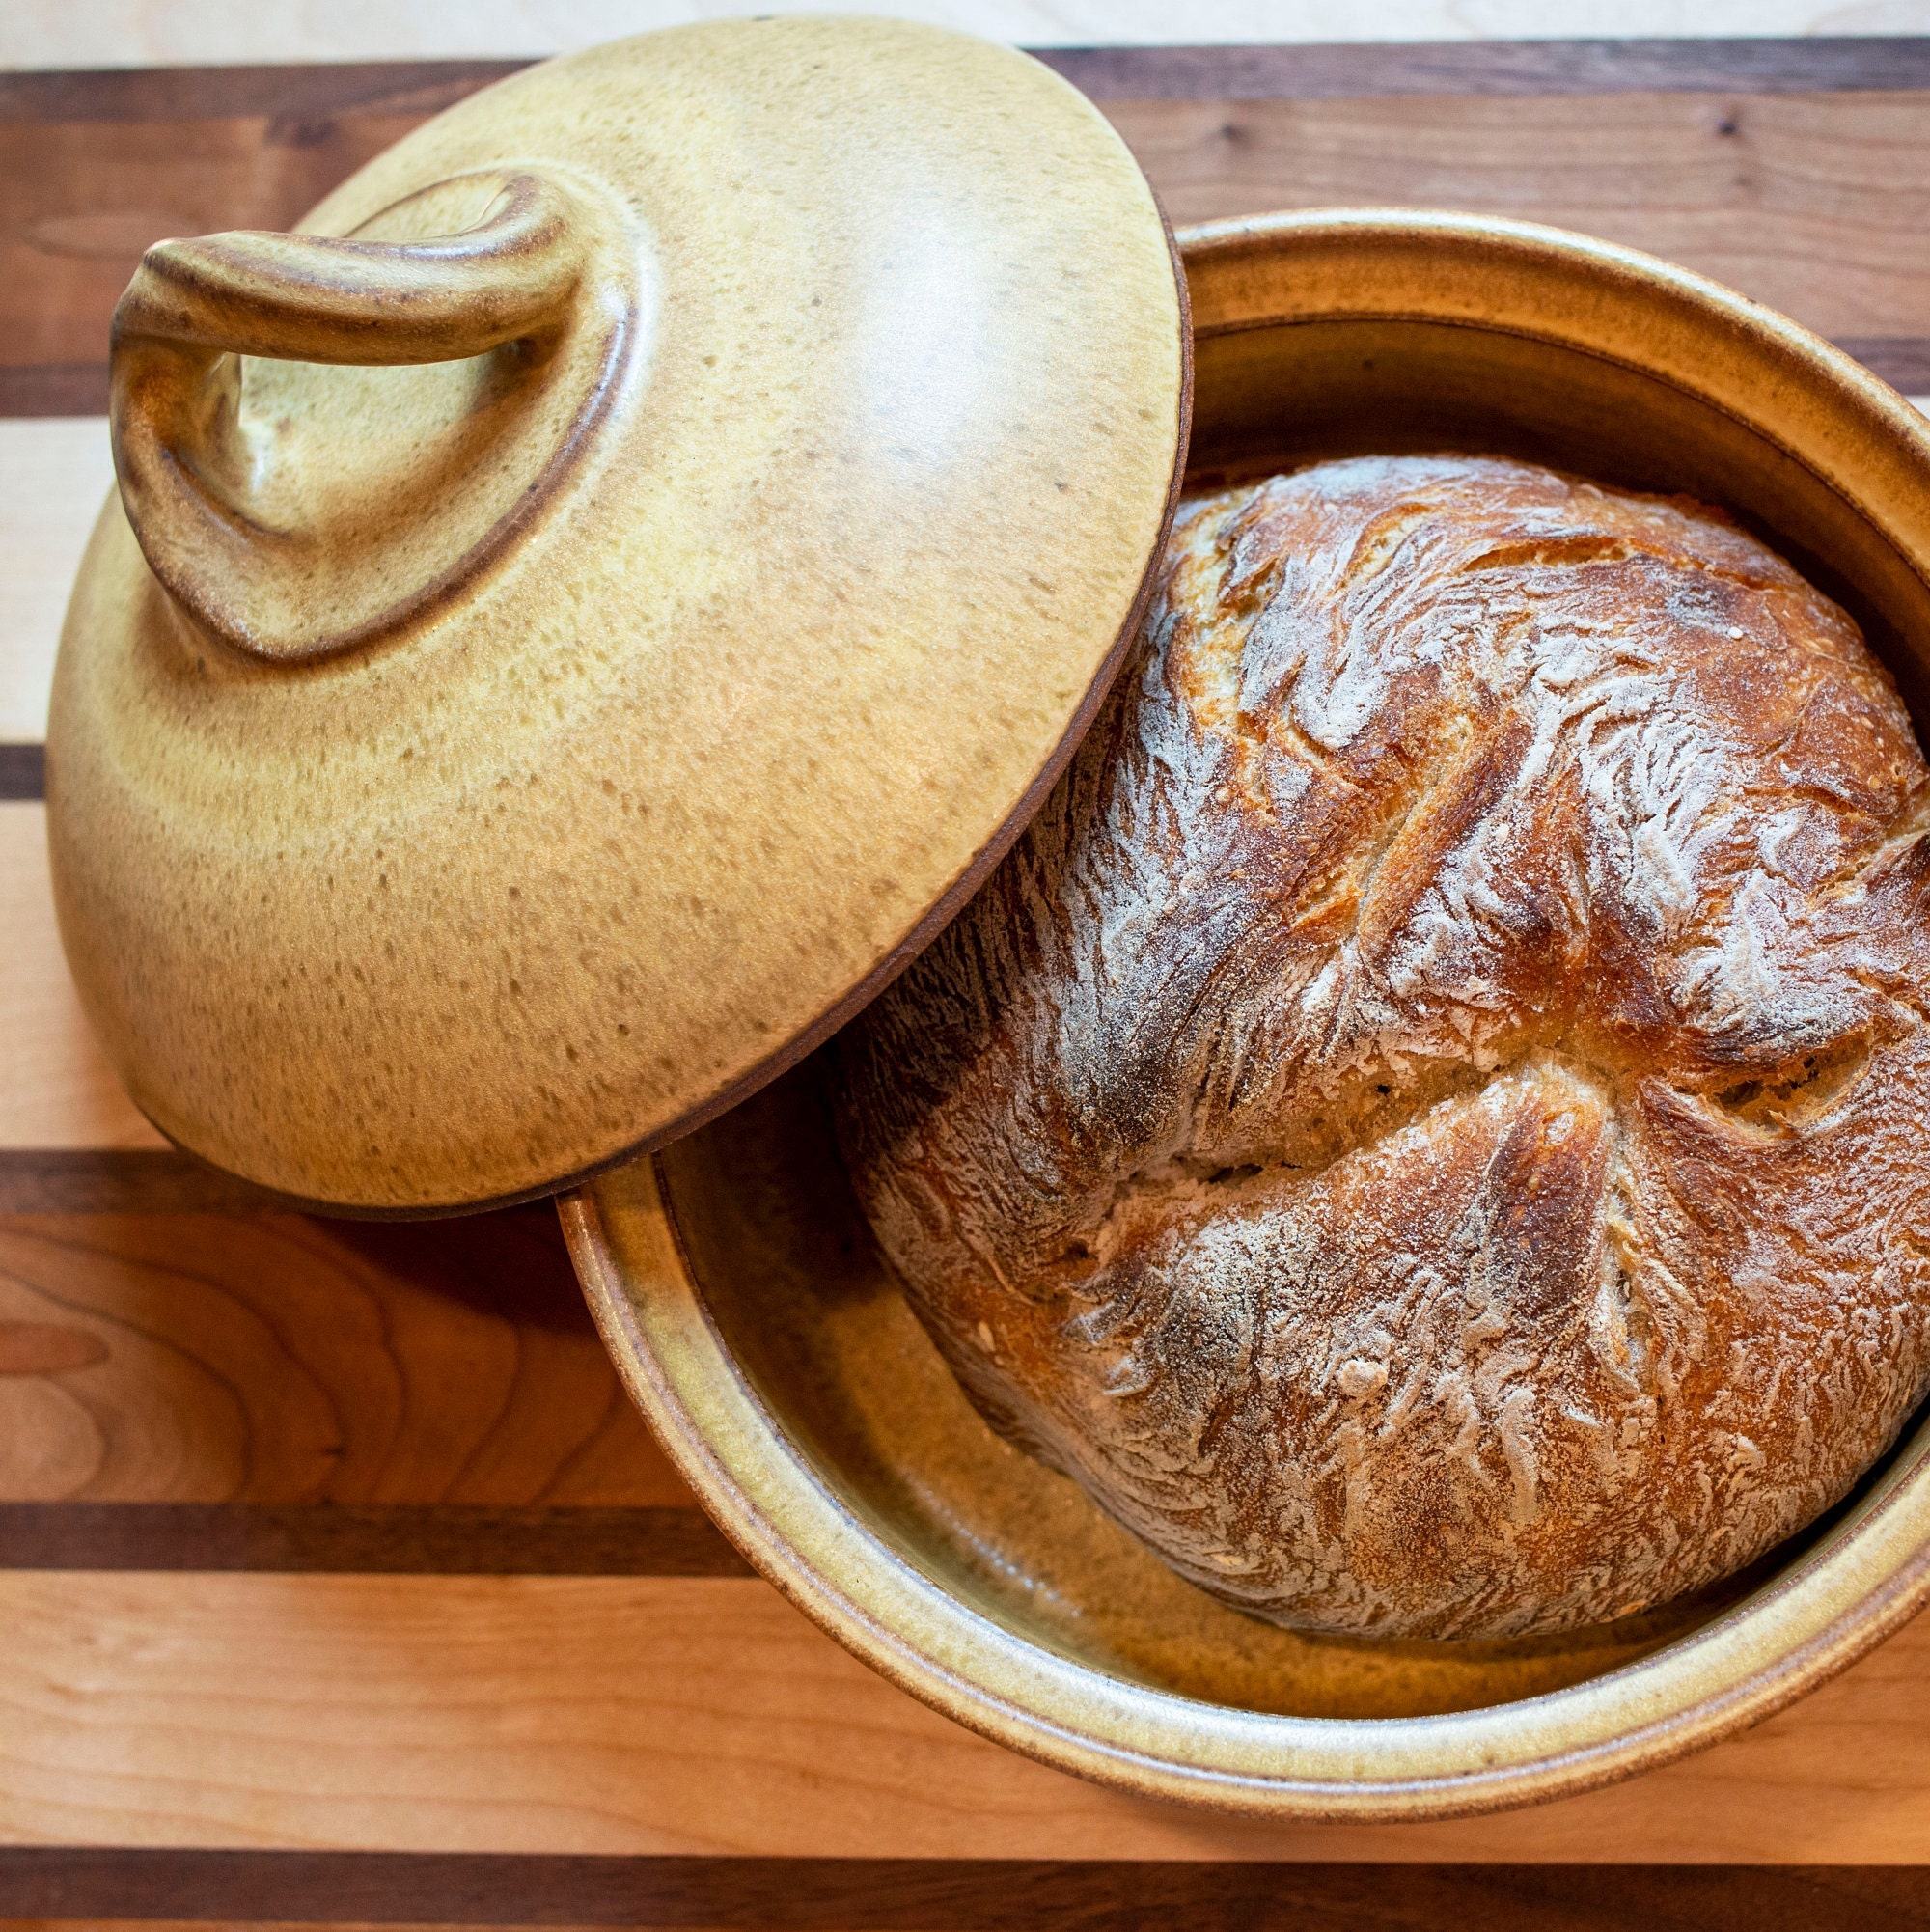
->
[[68, 42, 1856, 139], [0, 1149, 307, 1213], [0, 59, 530, 124], [0, 1504, 748, 1575], [1034, 38, 1930, 98], [0, 745, 44, 800], [1842, 338, 1930, 394], [0, 1855, 1923, 1926], [0, 362, 108, 417], [4, 41, 1928, 124]]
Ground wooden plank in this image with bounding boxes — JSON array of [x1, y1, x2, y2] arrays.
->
[[0, 364, 108, 417], [1038, 39, 1930, 98], [0, 61, 530, 124], [0, 1856, 1924, 1930], [0, 803, 162, 1152], [6, 1571, 1930, 1859], [0, 1151, 287, 1213], [0, 109, 440, 382], [0, 1208, 688, 1506], [0, 746, 42, 801], [0, 420, 109, 738], [5, 41, 1930, 125], [1120, 90, 1930, 334], [0, 1503, 746, 1574], [8, 91, 1930, 395]]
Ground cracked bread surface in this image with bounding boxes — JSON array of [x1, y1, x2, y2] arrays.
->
[[833, 454, 1930, 1641]]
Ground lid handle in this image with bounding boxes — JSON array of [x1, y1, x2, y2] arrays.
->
[[110, 170, 617, 664]]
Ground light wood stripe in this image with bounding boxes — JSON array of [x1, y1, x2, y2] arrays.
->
[[0, 802, 160, 1151], [0, 1207, 688, 1506], [0, 419, 109, 740], [2, 1570, 1930, 1860]]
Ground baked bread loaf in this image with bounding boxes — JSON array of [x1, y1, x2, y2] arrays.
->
[[835, 454, 1930, 1641]]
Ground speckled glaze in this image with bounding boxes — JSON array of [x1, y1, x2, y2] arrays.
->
[[47, 17, 1189, 1213], [567, 211, 1930, 1819]]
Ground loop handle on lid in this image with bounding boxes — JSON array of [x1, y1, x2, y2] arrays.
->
[[109, 170, 623, 665]]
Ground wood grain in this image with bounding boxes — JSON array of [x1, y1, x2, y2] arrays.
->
[[7, 1571, 1930, 1860], [0, 420, 110, 738], [0, 109, 428, 383], [0, 803, 163, 1152], [0, 1502, 746, 1573], [0, 1208, 688, 1506], [1038, 39, 1930, 98], [5, 41, 1928, 123], [0, 61, 530, 124], [6, 45, 1930, 1897], [8, 85, 1930, 399], [0, 1151, 287, 1214], [1124, 90, 1930, 336], [0, 1855, 1926, 1929]]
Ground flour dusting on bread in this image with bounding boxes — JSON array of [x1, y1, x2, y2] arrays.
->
[[836, 455, 1930, 1641]]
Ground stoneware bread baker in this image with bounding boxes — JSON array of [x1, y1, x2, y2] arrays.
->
[[565, 211, 1930, 1817], [48, 15, 1930, 1818]]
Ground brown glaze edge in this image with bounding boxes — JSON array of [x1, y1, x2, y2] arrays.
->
[[565, 1169, 1930, 1822], [145, 200, 1192, 1221]]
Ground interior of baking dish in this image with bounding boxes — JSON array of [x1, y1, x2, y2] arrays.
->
[[611, 308, 1930, 1725]]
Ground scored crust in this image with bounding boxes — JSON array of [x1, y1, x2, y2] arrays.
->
[[834, 454, 1930, 1642]]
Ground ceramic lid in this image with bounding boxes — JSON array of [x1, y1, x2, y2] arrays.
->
[[46, 16, 1189, 1214]]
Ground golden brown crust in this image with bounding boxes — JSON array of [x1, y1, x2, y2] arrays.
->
[[835, 455, 1930, 1641]]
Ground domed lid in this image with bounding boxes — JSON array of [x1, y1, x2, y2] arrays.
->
[[47, 17, 1189, 1215]]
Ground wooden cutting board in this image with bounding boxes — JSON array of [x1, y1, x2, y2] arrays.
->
[[3, 37, 1930, 1928]]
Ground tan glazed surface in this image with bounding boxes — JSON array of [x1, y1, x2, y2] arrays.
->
[[568, 211, 1930, 1818], [47, 19, 1188, 1212]]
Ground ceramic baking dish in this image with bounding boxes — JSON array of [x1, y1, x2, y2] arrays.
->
[[565, 207, 1930, 1820]]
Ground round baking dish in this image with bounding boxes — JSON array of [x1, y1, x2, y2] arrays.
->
[[562, 210, 1930, 1820]]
